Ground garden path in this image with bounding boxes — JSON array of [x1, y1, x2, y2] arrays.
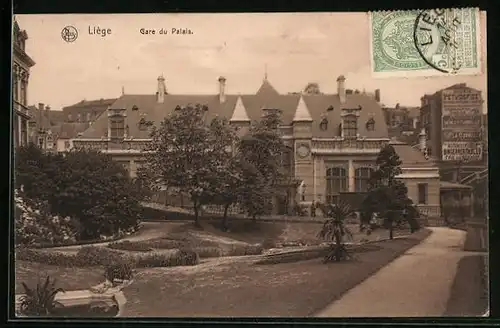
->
[[315, 227, 483, 317]]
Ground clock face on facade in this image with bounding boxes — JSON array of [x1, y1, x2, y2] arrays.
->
[[296, 143, 311, 158]]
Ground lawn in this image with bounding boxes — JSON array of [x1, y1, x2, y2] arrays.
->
[[119, 228, 431, 317], [444, 255, 489, 316], [15, 261, 103, 293]]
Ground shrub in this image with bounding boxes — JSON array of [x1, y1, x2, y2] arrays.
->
[[104, 260, 134, 283], [15, 146, 145, 241], [175, 248, 200, 265], [194, 247, 222, 258], [75, 246, 124, 266], [227, 244, 264, 256], [107, 241, 153, 252], [18, 276, 64, 316], [15, 189, 78, 247], [16, 248, 78, 267]]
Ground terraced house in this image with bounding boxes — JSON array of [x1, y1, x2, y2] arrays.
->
[[12, 19, 35, 148], [73, 75, 441, 217]]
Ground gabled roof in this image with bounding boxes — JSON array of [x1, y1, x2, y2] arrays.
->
[[63, 98, 117, 111], [80, 78, 389, 140], [230, 96, 250, 122], [293, 96, 313, 122]]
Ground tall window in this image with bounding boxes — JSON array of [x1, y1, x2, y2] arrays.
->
[[20, 119, 27, 146], [355, 167, 373, 192], [77, 113, 81, 122], [110, 116, 125, 139], [343, 114, 357, 138], [326, 167, 348, 204], [20, 80, 27, 106], [418, 183, 428, 205], [13, 74, 19, 102], [68, 114, 73, 121], [86, 112, 91, 122]]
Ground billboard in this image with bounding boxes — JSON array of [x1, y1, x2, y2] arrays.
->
[[441, 87, 483, 161], [442, 142, 483, 161]]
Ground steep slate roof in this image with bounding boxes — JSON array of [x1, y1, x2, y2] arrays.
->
[[389, 141, 435, 167], [81, 79, 389, 139], [63, 98, 117, 110], [51, 122, 91, 139]]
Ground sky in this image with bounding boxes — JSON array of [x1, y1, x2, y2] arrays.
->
[[15, 12, 487, 112]]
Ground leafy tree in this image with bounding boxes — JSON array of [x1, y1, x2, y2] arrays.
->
[[360, 144, 420, 239], [318, 201, 355, 262], [237, 110, 287, 220], [303, 82, 322, 95], [144, 104, 237, 226], [15, 146, 144, 240]]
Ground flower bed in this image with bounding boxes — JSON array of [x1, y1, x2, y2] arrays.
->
[[15, 246, 199, 269]]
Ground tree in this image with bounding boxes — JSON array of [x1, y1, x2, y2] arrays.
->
[[237, 110, 287, 220], [318, 201, 355, 262], [144, 104, 237, 226], [303, 82, 322, 95], [360, 144, 420, 239], [15, 146, 144, 240]]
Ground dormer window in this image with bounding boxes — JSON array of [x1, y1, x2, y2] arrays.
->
[[366, 118, 375, 131], [132, 105, 139, 111], [327, 105, 334, 112], [343, 114, 358, 138], [319, 118, 328, 131], [175, 105, 182, 111]]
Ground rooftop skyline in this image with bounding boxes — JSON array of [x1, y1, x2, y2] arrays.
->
[[15, 12, 487, 112]]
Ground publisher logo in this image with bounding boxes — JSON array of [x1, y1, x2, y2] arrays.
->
[[61, 26, 78, 43]]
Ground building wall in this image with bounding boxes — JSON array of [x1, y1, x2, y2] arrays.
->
[[401, 177, 440, 217]]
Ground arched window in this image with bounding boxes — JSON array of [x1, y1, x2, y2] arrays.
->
[[319, 118, 328, 131], [326, 167, 347, 204], [355, 167, 373, 192]]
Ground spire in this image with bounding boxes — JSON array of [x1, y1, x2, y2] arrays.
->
[[264, 64, 268, 81], [293, 96, 313, 122], [121, 86, 125, 96], [230, 96, 250, 122]]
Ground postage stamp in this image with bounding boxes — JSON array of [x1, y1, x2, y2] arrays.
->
[[370, 8, 482, 77]]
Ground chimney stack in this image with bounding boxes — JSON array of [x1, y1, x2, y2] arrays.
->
[[375, 89, 381, 102], [218, 76, 226, 103], [337, 75, 346, 104], [38, 103, 44, 111], [156, 75, 167, 103]]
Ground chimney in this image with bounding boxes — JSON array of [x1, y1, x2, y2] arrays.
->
[[45, 105, 51, 124], [419, 128, 427, 152], [38, 103, 44, 111], [337, 75, 346, 104], [375, 89, 381, 102], [218, 76, 226, 103], [38, 103, 44, 129], [156, 75, 167, 103]]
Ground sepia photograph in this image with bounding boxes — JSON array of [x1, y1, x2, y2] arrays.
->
[[11, 9, 488, 318]]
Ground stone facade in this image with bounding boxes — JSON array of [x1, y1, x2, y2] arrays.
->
[[12, 19, 35, 148], [73, 75, 442, 217]]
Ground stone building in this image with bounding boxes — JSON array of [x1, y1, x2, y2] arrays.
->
[[382, 104, 420, 144], [73, 75, 441, 217], [420, 83, 486, 181], [12, 19, 35, 148], [28, 103, 66, 151]]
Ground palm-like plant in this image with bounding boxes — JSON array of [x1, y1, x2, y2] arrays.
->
[[19, 276, 64, 316], [318, 201, 355, 263]]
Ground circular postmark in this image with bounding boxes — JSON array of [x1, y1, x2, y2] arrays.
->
[[413, 9, 463, 74], [61, 26, 78, 43]]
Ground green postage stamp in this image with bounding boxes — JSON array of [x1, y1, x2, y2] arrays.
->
[[370, 8, 482, 77]]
